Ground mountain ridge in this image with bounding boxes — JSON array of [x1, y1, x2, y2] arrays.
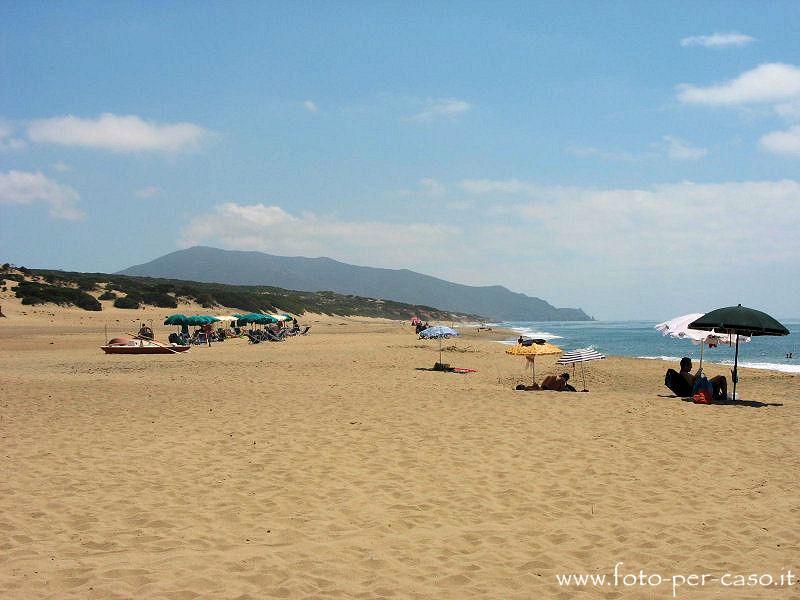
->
[[118, 246, 592, 322]]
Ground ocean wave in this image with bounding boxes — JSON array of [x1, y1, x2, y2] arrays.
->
[[717, 360, 800, 375], [637, 355, 800, 374], [509, 326, 563, 340]]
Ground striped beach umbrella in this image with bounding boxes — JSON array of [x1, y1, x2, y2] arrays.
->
[[557, 347, 605, 392]]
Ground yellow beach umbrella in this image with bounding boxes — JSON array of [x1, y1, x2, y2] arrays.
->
[[505, 341, 563, 384]]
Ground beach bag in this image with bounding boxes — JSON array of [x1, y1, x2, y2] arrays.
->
[[692, 375, 714, 404]]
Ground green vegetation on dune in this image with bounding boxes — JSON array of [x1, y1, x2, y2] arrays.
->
[[2, 264, 477, 320], [13, 280, 102, 311]]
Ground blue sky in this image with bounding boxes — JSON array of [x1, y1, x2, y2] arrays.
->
[[1, 1, 799, 319]]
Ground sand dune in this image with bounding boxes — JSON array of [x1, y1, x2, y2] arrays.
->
[[1, 303, 798, 598]]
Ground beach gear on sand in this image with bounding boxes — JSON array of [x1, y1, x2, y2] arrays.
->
[[691, 374, 714, 403], [690, 305, 790, 401], [416, 364, 476, 374]]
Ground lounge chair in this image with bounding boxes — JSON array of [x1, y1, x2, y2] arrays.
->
[[664, 369, 692, 397], [299, 326, 311, 335]]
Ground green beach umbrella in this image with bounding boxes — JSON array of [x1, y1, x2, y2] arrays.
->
[[240, 313, 278, 324], [689, 305, 790, 400], [186, 315, 220, 326], [164, 314, 189, 326]]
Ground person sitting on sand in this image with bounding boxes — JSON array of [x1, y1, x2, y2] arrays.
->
[[665, 357, 727, 401], [540, 372, 576, 392], [138, 323, 154, 340]]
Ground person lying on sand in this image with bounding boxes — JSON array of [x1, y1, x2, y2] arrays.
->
[[515, 383, 540, 391], [541, 373, 577, 392]]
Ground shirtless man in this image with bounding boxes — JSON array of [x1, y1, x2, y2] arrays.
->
[[666, 357, 727, 401]]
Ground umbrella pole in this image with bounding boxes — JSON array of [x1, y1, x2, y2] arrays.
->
[[699, 343, 704, 373], [439, 337, 443, 366], [732, 334, 739, 401], [581, 361, 587, 392], [532, 356, 536, 385]]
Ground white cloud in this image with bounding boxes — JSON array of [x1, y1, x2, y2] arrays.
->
[[419, 177, 445, 196], [409, 98, 471, 122], [460, 177, 800, 266], [391, 177, 800, 318], [677, 63, 800, 106], [0, 170, 83, 220], [759, 125, 800, 156], [0, 121, 26, 151], [460, 179, 541, 195], [135, 185, 164, 199], [52, 161, 71, 172], [662, 135, 708, 160], [395, 177, 446, 197], [27, 113, 209, 152], [303, 100, 318, 113], [566, 145, 640, 162], [680, 32, 755, 48], [179, 203, 460, 267]]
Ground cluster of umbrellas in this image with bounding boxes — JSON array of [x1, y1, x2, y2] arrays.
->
[[164, 312, 294, 328]]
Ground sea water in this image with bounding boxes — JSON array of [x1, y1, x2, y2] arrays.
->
[[491, 319, 800, 374]]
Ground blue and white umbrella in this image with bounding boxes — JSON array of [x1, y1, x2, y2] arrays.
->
[[419, 326, 459, 365], [419, 326, 459, 339]]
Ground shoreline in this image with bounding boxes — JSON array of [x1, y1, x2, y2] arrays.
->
[[492, 321, 799, 376]]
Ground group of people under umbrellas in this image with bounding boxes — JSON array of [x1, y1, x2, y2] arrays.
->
[[158, 313, 307, 346]]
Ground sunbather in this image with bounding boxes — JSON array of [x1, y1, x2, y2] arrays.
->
[[541, 372, 576, 392]]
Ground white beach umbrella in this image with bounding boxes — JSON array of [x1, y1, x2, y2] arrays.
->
[[655, 312, 749, 372], [556, 347, 605, 391], [267, 313, 292, 322]]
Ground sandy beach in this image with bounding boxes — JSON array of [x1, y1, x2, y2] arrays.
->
[[1, 301, 798, 599]]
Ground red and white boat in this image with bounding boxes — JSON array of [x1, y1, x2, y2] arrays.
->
[[101, 336, 191, 355]]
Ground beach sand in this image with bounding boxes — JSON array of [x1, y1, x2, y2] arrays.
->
[[1, 300, 798, 599]]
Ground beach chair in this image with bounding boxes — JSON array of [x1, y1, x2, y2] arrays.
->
[[299, 326, 311, 335], [265, 330, 284, 342]]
